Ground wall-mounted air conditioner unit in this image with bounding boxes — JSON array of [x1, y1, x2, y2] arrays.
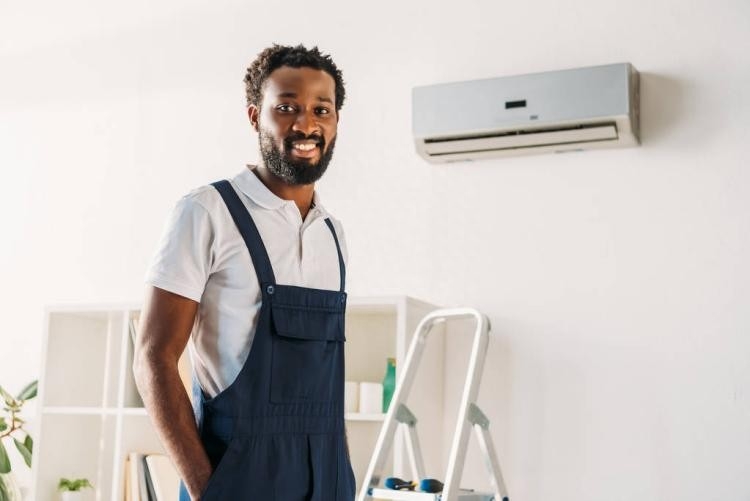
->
[[412, 63, 640, 162]]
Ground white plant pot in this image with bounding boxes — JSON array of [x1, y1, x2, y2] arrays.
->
[[60, 491, 88, 501]]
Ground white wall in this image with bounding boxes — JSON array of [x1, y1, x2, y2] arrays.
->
[[2, 0, 749, 499]]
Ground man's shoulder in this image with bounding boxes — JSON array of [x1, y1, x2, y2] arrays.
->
[[324, 212, 344, 230], [320, 212, 346, 248], [176, 182, 224, 214]]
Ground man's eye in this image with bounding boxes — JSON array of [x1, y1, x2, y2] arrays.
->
[[277, 105, 295, 112], [316, 107, 331, 115]]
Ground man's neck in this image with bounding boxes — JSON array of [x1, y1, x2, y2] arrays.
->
[[251, 165, 315, 220]]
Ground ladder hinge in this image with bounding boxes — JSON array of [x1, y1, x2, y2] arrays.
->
[[395, 403, 418, 426], [468, 403, 490, 429]]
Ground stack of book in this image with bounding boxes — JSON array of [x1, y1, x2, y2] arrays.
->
[[124, 452, 181, 501]]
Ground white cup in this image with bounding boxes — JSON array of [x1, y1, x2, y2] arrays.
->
[[344, 381, 359, 413], [359, 382, 383, 414]]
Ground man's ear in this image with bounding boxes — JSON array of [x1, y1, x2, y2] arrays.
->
[[248, 105, 260, 132]]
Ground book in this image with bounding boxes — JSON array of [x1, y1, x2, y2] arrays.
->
[[124, 454, 131, 501], [145, 454, 181, 501], [125, 452, 181, 501], [127, 452, 143, 501], [142, 455, 157, 501]]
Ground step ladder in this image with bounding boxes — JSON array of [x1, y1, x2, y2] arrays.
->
[[357, 308, 510, 501]]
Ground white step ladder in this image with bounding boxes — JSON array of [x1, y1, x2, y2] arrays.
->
[[357, 308, 510, 501]]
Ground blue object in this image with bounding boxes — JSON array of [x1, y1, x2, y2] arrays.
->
[[179, 180, 353, 500], [419, 478, 444, 493], [385, 477, 416, 490]]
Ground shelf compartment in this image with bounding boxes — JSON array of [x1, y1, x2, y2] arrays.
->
[[43, 311, 123, 408], [33, 413, 116, 501], [111, 414, 169, 500], [345, 311, 397, 383]]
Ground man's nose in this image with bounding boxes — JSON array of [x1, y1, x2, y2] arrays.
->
[[292, 110, 320, 136]]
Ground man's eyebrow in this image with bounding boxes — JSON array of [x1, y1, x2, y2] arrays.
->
[[277, 92, 334, 104]]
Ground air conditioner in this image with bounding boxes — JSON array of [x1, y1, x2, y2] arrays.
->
[[412, 63, 640, 162]]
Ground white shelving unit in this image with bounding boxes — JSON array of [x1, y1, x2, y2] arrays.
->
[[31, 296, 446, 500]]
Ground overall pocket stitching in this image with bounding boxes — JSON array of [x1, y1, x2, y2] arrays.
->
[[269, 335, 342, 403], [271, 303, 344, 313]]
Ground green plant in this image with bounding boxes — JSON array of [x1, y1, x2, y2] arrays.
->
[[0, 380, 37, 500], [0, 381, 37, 473], [57, 478, 93, 492]]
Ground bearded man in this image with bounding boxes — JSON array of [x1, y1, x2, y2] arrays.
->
[[134, 44, 355, 501]]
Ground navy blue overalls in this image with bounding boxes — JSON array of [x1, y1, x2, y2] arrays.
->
[[179, 180, 356, 501]]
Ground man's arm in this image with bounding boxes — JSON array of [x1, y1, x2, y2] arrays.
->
[[133, 286, 212, 500]]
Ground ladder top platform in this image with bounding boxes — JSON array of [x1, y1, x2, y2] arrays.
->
[[370, 488, 495, 501]]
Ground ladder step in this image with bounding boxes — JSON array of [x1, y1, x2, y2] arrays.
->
[[370, 488, 496, 501]]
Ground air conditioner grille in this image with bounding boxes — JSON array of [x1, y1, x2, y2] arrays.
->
[[424, 122, 615, 143], [423, 123, 618, 156]]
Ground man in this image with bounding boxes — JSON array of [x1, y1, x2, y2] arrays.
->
[[133, 44, 355, 501]]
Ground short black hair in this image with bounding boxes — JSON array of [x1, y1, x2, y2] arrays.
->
[[244, 44, 346, 112]]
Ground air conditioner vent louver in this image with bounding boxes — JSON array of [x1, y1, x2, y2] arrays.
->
[[424, 123, 618, 157]]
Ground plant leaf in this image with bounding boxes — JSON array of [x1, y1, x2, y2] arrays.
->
[[24, 435, 33, 454], [0, 440, 11, 474], [69, 478, 93, 491], [1, 475, 11, 501], [13, 438, 31, 468], [16, 381, 38, 401], [0, 387, 15, 408], [0, 418, 7, 433]]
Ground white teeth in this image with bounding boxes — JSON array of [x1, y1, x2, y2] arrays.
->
[[293, 143, 317, 151]]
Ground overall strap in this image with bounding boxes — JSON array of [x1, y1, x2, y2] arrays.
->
[[324, 218, 346, 292], [211, 180, 276, 285]]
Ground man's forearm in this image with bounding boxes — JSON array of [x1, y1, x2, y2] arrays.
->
[[135, 356, 211, 500]]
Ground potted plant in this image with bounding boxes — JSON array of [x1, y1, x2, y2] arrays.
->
[[57, 478, 93, 500], [0, 380, 37, 501]]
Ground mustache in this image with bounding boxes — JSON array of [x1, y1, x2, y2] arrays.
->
[[284, 132, 324, 150]]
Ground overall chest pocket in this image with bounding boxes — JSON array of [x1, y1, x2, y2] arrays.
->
[[269, 302, 345, 404]]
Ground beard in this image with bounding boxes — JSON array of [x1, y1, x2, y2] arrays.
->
[[259, 128, 336, 185]]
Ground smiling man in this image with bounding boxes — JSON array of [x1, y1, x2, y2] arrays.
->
[[134, 44, 354, 501]]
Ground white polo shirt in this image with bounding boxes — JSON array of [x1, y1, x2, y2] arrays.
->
[[145, 167, 348, 397]]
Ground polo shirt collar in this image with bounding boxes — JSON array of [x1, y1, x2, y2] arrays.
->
[[233, 166, 328, 217]]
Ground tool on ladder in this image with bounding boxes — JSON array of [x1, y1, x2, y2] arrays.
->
[[357, 308, 510, 501]]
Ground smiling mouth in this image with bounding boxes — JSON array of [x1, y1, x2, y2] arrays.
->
[[288, 140, 321, 158]]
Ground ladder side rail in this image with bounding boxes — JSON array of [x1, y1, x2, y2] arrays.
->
[[357, 412, 399, 501], [357, 312, 439, 500], [473, 422, 509, 501], [404, 422, 426, 481], [441, 311, 490, 501]]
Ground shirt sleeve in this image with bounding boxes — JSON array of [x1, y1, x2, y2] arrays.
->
[[145, 195, 215, 302]]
